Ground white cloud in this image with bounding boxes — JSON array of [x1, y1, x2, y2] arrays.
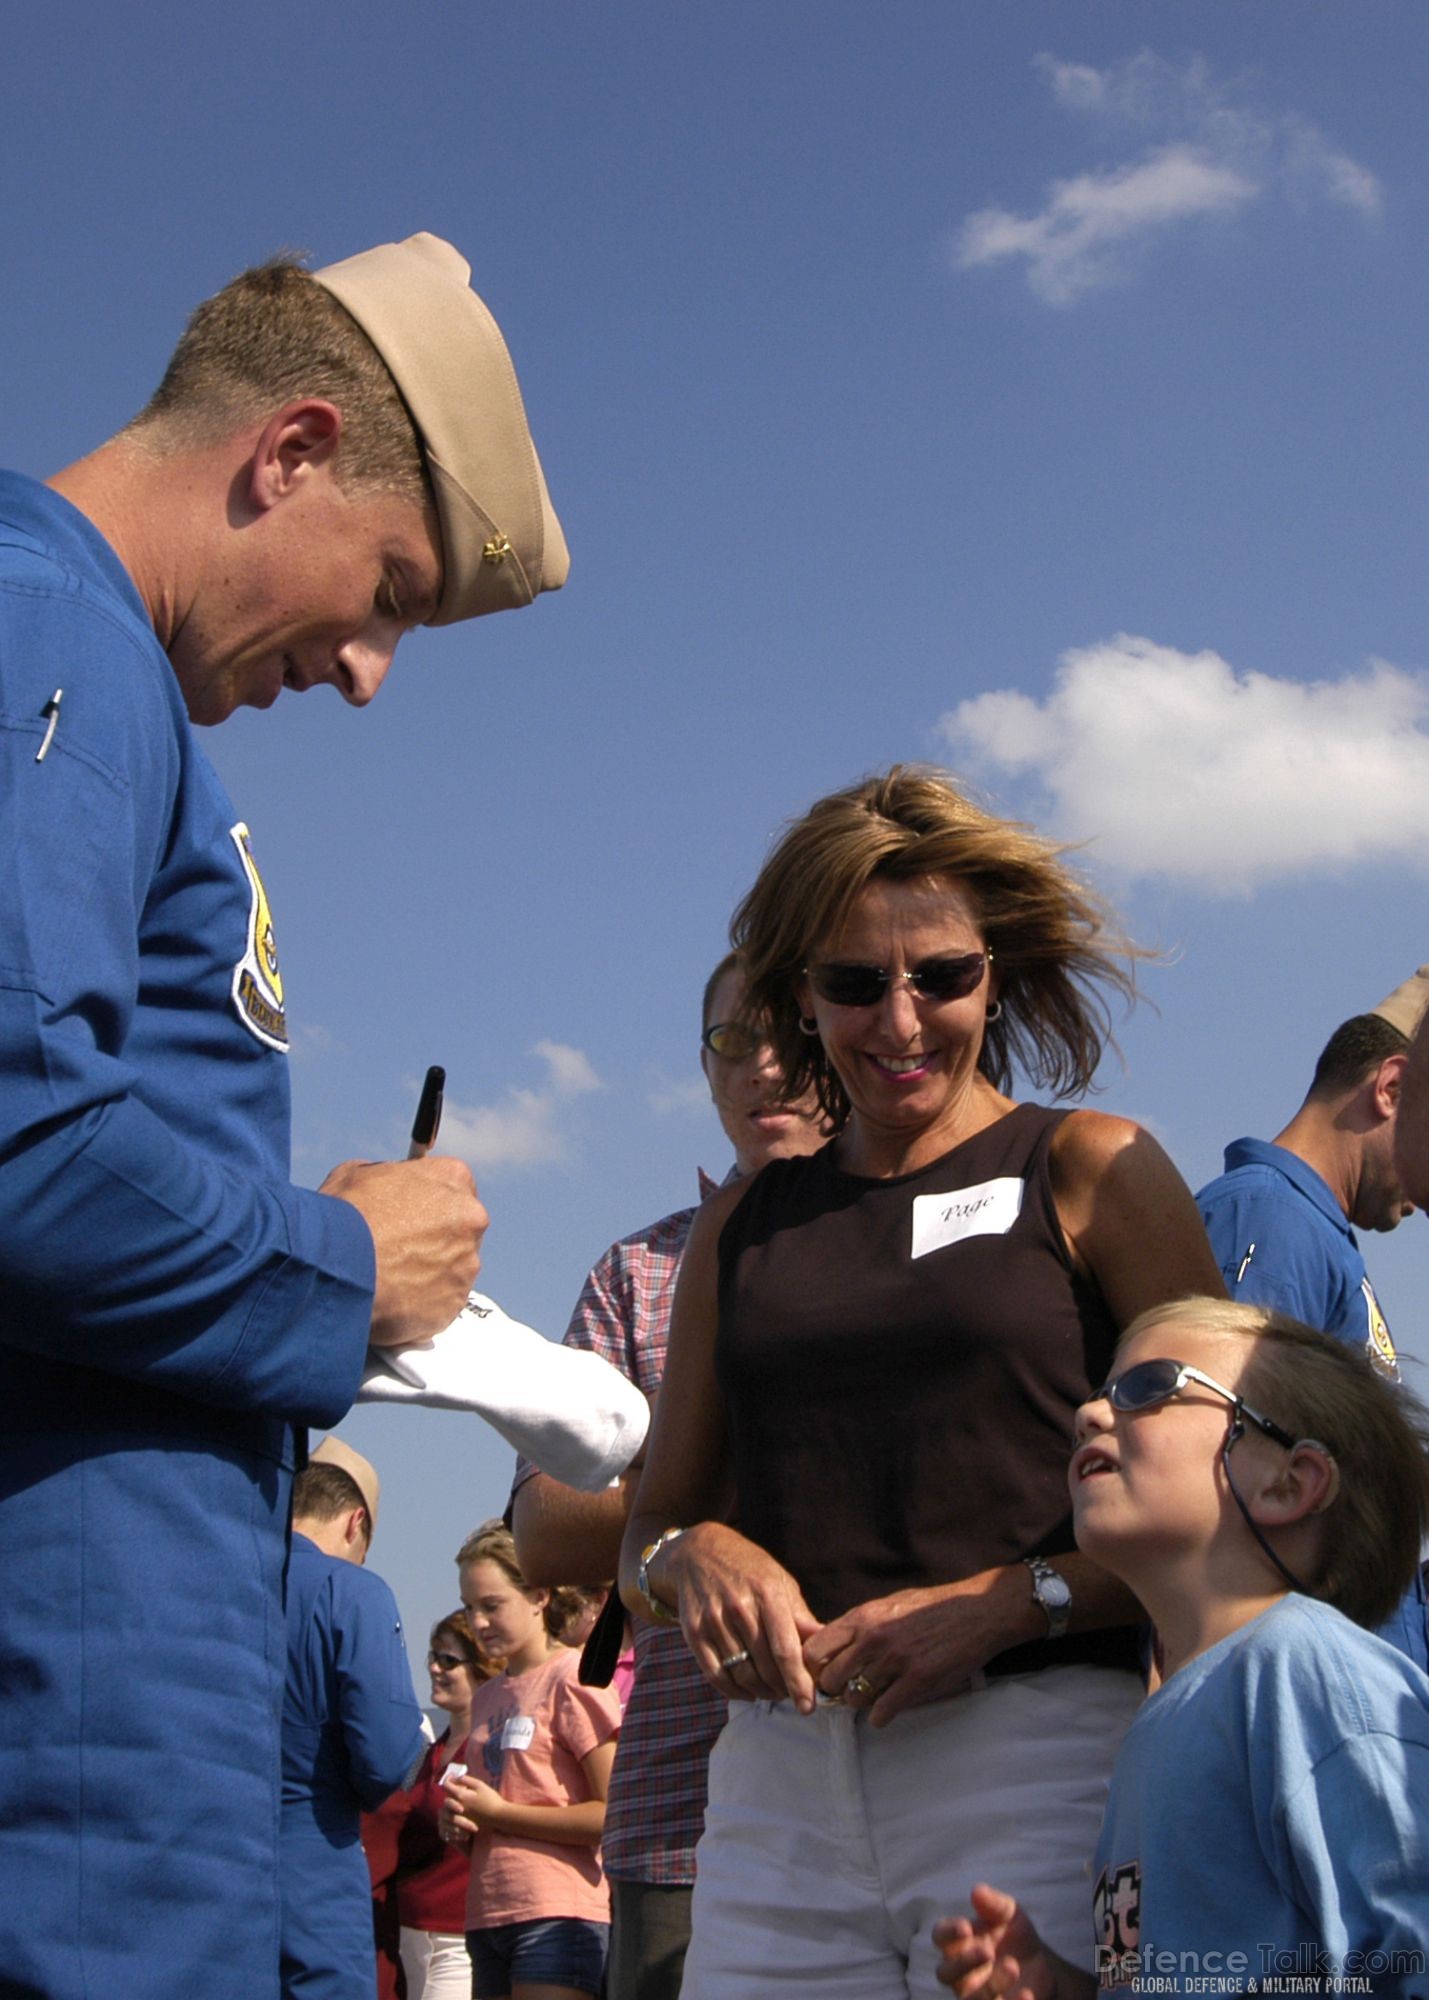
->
[[957, 52, 1382, 303], [1034, 49, 1222, 127], [441, 1041, 604, 1172], [1281, 114, 1384, 220], [533, 1039, 602, 1096], [646, 1074, 711, 1118], [1036, 56, 1109, 115], [938, 635, 1429, 895], [959, 146, 1255, 306]]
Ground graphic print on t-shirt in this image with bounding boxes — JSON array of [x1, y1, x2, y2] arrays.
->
[[480, 1696, 536, 1782], [1092, 1858, 1141, 1989]]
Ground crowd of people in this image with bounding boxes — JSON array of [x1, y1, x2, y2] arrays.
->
[[296, 770, 1429, 2000], [6, 234, 1429, 2000]]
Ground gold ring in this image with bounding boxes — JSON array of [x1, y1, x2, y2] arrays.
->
[[846, 1672, 876, 1701]]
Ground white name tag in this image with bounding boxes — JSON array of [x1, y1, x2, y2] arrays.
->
[[501, 1716, 536, 1751], [910, 1177, 1024, 1260]]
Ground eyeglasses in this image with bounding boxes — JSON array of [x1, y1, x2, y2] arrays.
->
[[701, 1020, 768, 1061], [804, 950, 990, 1010], [1098, 1357, 1297, 1451], [1094, 1356, 1315, 1597], [427, 1650, 468, 1671]]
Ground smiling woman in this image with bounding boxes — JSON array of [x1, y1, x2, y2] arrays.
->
[[620, 764, 1228, 1997], [364, 1611, 500, 2000]]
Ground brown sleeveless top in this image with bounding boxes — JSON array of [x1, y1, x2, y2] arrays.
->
[[716, 1102, 1137, 1677]]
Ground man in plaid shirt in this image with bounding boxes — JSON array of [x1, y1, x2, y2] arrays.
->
[[512, 951, 826, 2000]]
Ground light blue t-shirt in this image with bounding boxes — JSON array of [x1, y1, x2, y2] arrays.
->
[[1092, 1596, 1429, 1995]]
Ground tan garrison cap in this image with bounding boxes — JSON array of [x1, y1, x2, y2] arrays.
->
[[311, 1434, 381, 1533], [1371, 965, 1429, 1041], [313, 233, 569, 625]]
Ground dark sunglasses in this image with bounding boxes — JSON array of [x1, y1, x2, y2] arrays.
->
[[1096, 1360, 1296, 1456], [427, 1649, 468, 1671], [701, 1020, 767, 1061], [1095, 1356, 1317, 1597], [1098, 1357, 1297, 1451], [804, 950, 990, 1010]]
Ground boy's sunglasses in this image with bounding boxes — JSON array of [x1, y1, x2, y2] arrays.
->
[[1095, 1356, 1316, 1597], [701, 1020, 766, 1061], [428, 1650, 468, 1671], [804, 950, 990, 1010], [1099, 1357, 1298, 1452]]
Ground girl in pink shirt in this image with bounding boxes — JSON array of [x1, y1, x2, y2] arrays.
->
[[442, 1522, 621, 2000]]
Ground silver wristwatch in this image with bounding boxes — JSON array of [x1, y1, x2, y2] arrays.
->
[[1023, 1556, 1072, 1640], [636, 1526, 685, 1624]]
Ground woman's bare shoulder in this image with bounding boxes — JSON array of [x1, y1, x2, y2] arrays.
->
[[1049, 1106, 1149, 1179]]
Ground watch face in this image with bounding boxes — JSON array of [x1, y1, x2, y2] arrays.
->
[[1041, 1573, 1072, 1609]]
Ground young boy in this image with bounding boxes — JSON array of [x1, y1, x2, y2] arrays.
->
[[935, 1298, 1429, 1999]]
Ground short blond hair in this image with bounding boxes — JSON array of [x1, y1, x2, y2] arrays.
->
[[1120, 1297, 1429, 1629], [732, 764, 1144, 1127], [125, 257, 428, 503]]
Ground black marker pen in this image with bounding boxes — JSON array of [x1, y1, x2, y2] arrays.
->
[[408, 1065, 446, 1159]]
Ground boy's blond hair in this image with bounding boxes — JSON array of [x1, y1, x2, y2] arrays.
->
[[1121, 1297, 1429, 1629]]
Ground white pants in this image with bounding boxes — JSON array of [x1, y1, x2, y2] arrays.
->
[[399, 1927, 473, 2000], [681, 1664, 1141, 2000]]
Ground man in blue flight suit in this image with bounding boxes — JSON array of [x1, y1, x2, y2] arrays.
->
[[1197, 964, 1429, 1665], [0, 235, 568, 2000], [282, 1439, 427, 2000]]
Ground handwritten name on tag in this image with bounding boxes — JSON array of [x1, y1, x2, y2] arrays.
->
[[501, 1716, 536, 1751], [910, 1176, 1024, 1260]]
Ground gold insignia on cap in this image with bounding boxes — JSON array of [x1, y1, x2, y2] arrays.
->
[[482, 533, 513, 566]]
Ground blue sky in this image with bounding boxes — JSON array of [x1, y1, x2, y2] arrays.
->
[[6, 2, 1427, 1686]]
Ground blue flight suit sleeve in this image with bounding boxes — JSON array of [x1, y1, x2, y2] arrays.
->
[[332, 1568, 428, 1812], [0, 513, 373, 1424]]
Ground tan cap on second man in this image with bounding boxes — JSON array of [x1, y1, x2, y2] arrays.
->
[[313, 232, 570, 625], [1371, 965, 1429, 1042], [311, 1434, 381, 1535]]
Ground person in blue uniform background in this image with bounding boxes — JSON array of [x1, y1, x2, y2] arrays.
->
[[1196, 965, 1429, 1667], [282, 1439, 428, 2000], [0, 234, 568, 2000]]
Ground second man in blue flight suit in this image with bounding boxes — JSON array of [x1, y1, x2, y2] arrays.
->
[[282, 1437, 428, 2000]]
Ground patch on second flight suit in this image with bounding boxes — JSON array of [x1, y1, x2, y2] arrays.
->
[[1361, 1276, 1399, 1378], [229, 822, 288, 1053]]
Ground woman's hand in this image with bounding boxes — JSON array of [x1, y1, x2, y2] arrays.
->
[[933, 1884, 1087, 2000], [659, 1521, 824, 1714], [803, 1566, 1038, 1727]]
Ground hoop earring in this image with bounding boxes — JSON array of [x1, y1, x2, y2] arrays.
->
[[798, 1016, 820, 1037], [984, 1000, 1002, 1023]]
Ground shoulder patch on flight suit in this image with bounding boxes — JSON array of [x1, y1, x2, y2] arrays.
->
[[1361, 1276, 1399, 1378], [229, 822, 288, 1053]]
